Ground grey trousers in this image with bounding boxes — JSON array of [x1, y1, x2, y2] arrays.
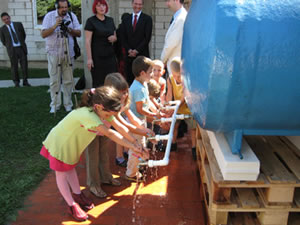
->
[[47, 54, 73, 109], [85, 136, 113, 188]]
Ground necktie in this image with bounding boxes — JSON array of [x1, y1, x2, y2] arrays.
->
[[133, 14, 137, 31], [170, 16, 174, 25], [9, 24, 19, 44]]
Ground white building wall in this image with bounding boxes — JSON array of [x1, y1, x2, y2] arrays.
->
[[0, 0, 191, 67], [0, 0, 48, 67]]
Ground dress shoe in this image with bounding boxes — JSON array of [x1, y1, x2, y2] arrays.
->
[[23, 82, 31, 87]]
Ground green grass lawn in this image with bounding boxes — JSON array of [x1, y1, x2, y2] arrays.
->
[[0, 86, 77, 224], [0, 67, 83, 80]]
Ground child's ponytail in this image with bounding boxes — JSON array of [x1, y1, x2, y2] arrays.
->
[[79, 88, 95, 107], [79, 86, 122, 112]]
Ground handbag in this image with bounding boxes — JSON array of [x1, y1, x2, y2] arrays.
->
[[75, 75, 85, 90], [68, 12, 81, 60], [73, 37, 81, 59]]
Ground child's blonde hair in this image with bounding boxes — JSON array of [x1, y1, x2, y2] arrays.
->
[[152, 59, 164, 69], [147, 79, 161, 98], [104, 73, 130, 109], [170, 57, 182, 74]]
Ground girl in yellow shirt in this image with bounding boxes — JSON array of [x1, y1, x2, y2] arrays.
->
[[40, 86, 143, 221]]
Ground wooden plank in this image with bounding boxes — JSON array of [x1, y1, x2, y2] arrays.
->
[[209, 209, 228, 225], [212, 183, 232, 205], [279, 136, 300, 158], [228, 212, 261, 225], [288, 212, 300, 225], [265, 136, 300, 181], [246, 136, 297, 184], [243, 213, 261, 225], [199, 181, 210, 225], [196, 124, 202, 140], [264, 186, 294, 203], [211, 187, 237, 209], [294, 188, 300, 208], [201, 176, 209, 212], [236, 188, 260, 209], [257, 188, 293, 209], [257, 211, 289, 225]]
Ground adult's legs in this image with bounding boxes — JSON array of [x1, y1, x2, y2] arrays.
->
[[61, 57, 74, 109], [47, 54, 62, 109], [9, 48, 19, 85], [17, 48, 29, 84], [92, 56, 118, 88]]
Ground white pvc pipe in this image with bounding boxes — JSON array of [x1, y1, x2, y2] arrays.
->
[[141, 100, 182, 167], [160, 114, 190, 123]]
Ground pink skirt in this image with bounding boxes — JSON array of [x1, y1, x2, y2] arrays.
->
[[40, 146, 77, 172]]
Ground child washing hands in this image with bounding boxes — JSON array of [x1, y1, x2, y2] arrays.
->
[[40, 86, 143, 221]]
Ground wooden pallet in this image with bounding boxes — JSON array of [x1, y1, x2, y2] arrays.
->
[[196, 125, 300, 225]]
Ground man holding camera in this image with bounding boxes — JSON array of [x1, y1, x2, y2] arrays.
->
[[41, 0, 81, 113]]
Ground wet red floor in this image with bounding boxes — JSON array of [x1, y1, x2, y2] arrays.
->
[[12, 135, 206, 225]]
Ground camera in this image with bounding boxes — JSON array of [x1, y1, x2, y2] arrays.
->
[[60, 19, 71, 33]]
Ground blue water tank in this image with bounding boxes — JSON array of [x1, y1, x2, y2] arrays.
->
[[182, 0, 300, 156]]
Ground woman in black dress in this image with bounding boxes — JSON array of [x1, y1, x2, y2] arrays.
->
[[85, 0, 118, 87]]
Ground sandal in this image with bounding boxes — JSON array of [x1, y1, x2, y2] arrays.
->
[[103, 178, 121, 186], [90, 185, 107, 198], [124, 172, 143, 182], [68, 203, 88, 221], [73, 192, 94, 210]]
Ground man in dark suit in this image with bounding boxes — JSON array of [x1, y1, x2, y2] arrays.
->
[[0, 12, 30, 87], [120, 0, 153, 85]]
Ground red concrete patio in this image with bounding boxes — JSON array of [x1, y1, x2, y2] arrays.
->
[[11, 134, 206, 225]]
